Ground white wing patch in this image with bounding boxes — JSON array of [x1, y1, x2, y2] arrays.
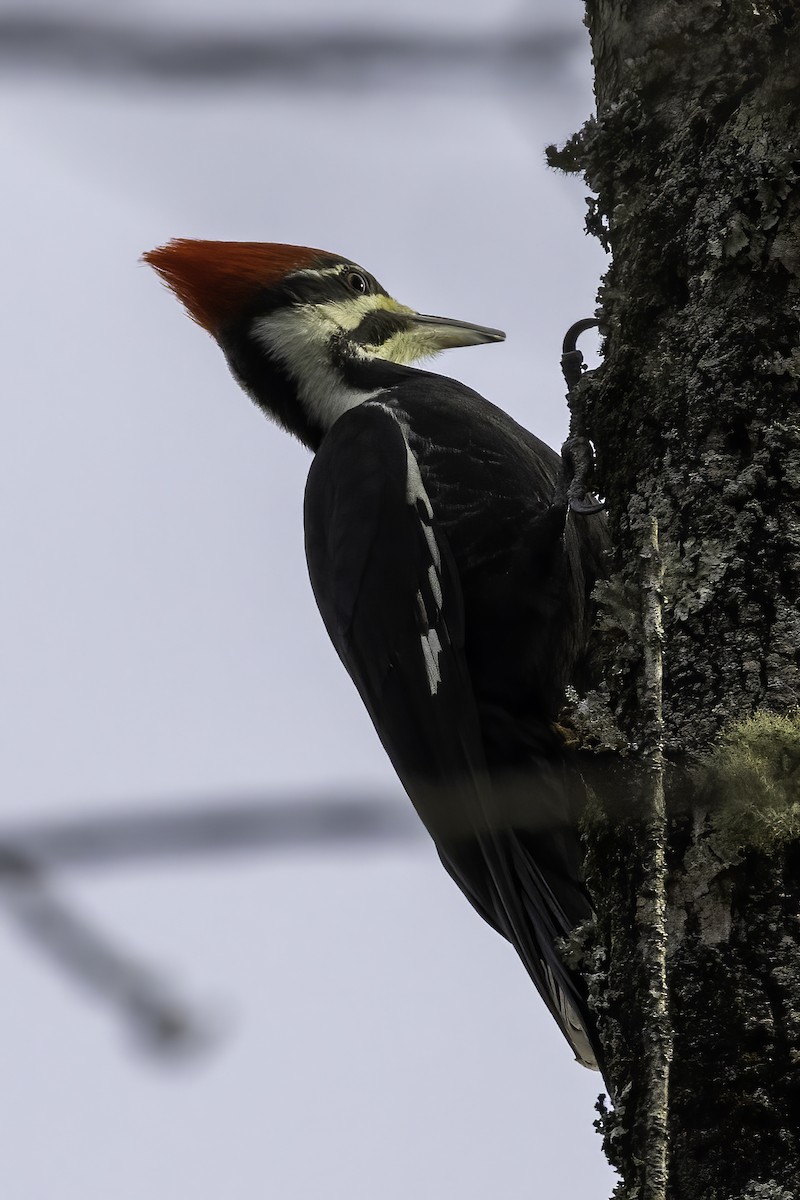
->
[[371, 403, 446, 698], [419, 619, 443, 695], [427, 564, 443, 610], [405, 437, 445, 696], [542, 961, 599, 1071]]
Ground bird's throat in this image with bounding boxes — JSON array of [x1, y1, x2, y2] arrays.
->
[[221, 321, 391, 450]]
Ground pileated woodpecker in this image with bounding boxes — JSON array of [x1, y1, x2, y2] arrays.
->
[[144, 240, 607, 1072]]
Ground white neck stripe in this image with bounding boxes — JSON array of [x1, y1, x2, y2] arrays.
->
[[252, 308, 382, 433]]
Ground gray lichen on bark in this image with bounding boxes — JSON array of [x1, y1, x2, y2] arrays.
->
[[550, 1, 800, 1196], [626, 511, 671, 1200]]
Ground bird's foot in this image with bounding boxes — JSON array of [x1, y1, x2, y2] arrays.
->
[[559, 319, 605, 516]]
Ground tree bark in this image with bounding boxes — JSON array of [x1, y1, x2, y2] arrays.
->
[[552, 3, 800, 1197]]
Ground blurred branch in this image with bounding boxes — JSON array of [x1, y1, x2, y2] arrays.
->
[[0, 15, 581, 89], [0, 844, 219, 1059], [1, 790, 420, 1059], [2, 790, 421, 873]]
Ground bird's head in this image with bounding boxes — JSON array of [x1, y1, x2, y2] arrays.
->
[[143, 239, 504, 448]]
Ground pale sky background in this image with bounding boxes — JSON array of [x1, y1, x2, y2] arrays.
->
[[2, 2, 614, 1197]]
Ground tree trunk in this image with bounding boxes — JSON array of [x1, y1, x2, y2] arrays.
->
[[552, 3, 800, 1197]]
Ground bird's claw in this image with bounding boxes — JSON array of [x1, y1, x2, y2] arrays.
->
[[559, 318, 602, 517], [561, 318, 600, 358]]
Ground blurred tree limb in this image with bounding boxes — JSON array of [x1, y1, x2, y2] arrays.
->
[[3, 791, 418, 871], [0, 843, 217, 1057], [0, 14, 578, 89], [0, 792, 419, 1056]]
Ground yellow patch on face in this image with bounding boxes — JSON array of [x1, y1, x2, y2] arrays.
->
[[306, 292, 440, 365], [313, 292, 415, 334], [352, 295, 445, 364], [365, 327, 444, 365]]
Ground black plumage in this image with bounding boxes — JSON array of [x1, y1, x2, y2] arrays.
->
[[304, 370, 607, 1070], [144, 239, 608, 1073]]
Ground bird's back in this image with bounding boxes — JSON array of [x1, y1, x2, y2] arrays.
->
[[378, 371, 604, 729], [305, 374, 607, 1073]]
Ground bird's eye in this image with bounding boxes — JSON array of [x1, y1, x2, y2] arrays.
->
[[346, 271, 369, 295]]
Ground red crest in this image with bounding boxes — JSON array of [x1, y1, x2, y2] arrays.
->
[[142, 239, 338, 333]]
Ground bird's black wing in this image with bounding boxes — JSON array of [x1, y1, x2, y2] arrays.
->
[[304, 402, 491, 855], [304, 401, 597, 1067]]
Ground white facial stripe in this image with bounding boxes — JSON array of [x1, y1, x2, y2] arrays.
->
[[314, 293, 413, 333], [251, 287, 419, 431], [316, 297, 372, 331], [289, 265, 344, 281], [253, 308, 382, 432]]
